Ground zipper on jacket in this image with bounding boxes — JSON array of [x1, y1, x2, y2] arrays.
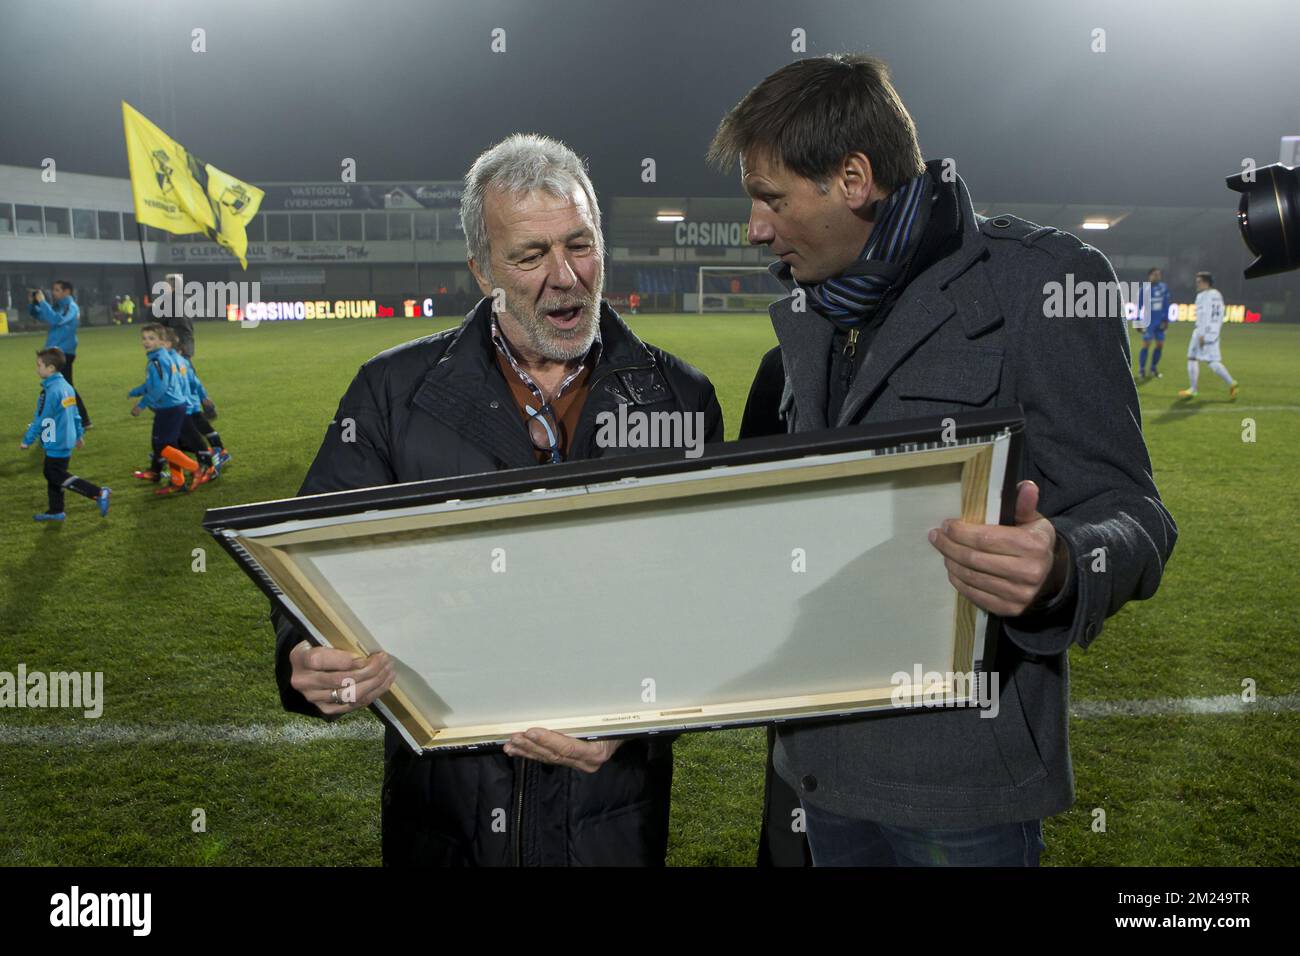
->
[[843, 327, 860, 358], [513, 756, 526, 867]]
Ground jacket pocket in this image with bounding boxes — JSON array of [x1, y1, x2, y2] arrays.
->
[[987, 666, 1049, 788], [569, 797, 668, 867], [888, 345, 1003, 406], [381, 745, 502, 864]]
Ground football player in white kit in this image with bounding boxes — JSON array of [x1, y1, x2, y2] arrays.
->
[[1179, 271, 1238, 400]]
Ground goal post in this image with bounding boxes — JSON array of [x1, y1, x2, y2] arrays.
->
[[696, 266, 786, 314]]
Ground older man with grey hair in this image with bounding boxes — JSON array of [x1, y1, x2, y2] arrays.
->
[[271, 133, 724, 866]]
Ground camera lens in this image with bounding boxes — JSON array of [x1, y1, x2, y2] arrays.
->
[[1226, 163, 1300, 278]]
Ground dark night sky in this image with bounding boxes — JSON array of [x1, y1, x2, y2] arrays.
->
[[1, 0, 1295, 207]]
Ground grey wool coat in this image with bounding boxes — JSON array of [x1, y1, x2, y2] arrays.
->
[[769, 166, 1177, 828]]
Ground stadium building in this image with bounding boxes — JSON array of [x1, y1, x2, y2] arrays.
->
[[1, 163, 1292, 329]]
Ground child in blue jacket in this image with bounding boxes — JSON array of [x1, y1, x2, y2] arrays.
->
[[20, 348, 110, 521], [29, 281, 91, 427], [162, 326, 228, 475], [128, 324, 214, 495]]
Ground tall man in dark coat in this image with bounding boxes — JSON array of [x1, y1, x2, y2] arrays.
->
[[271, 134, 723, 865], [711, 55, 1177, 866], [153, 273, 196, 358]]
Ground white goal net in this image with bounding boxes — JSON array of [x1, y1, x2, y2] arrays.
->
[[696, 266, 786, 314]]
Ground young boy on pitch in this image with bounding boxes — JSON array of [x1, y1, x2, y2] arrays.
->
[[20, 348, 111, 521], [160, 326, 230, 472], [151, 327, 217, 478], [128, 324, 216, 495]]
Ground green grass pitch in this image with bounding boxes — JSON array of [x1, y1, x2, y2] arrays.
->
[[1, 313, 1296, 866]]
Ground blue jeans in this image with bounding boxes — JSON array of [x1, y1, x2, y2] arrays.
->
[[802, 802, 1044, 866]]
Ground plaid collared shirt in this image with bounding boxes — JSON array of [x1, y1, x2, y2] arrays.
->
[[489, 315, 602, 405]]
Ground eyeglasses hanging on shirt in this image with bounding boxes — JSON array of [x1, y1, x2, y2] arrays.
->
[[525, 403, 563, 464]]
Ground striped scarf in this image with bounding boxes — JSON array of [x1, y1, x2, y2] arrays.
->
[[800, 171, 932, 329]]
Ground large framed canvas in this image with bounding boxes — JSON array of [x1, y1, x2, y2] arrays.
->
[[204, 407, 1024, 753]]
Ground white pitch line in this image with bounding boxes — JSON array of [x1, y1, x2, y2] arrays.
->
[[1070, 692, 1300, 718], [0, 719, 383, 746], [0, 694, 1297, 745], [1141, 404, 1300, 413]]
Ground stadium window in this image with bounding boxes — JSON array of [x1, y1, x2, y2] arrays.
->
[[0, 202, 13, 235], [291, 213, 314, 242], [246, 216, 264, 242], [43, 207, 71, 236], [122, 211, 137, 237], [97, 211, 122, 240], [73, 208, 97, 239], [372, 265, 411, 293], [15, 204, 42, 235], [144, 225, 168, 242], [364, 212, 388, 241], [316, 213, 339, 241], [389, 212, 412, 240], [339, 212, 362, 240], [439, 209, 464, 240], [414, 211, 437, 240], [267, 214, 290, 241]]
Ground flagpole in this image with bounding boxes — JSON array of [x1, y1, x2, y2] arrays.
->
[[135, 221, 152, 304]]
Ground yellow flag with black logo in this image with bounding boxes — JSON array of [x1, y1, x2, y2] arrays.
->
[[122, 101, 264, 268]]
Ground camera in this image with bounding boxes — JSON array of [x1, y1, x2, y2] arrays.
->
[[1226, 162, 1299, 278]]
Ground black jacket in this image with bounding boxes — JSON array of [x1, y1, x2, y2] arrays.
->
[[159, 312, 195, 358], [271, 299, 724, 865]]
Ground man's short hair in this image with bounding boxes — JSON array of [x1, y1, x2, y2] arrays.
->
[[140, 322, 168, 337], [36, 347, 66, 371], [53, 279, 74, 294], [158, 326, 179, 345], [707, 54, 926, 192], [1196, 271, 1214, 287], [459, 133, 603, 278]]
